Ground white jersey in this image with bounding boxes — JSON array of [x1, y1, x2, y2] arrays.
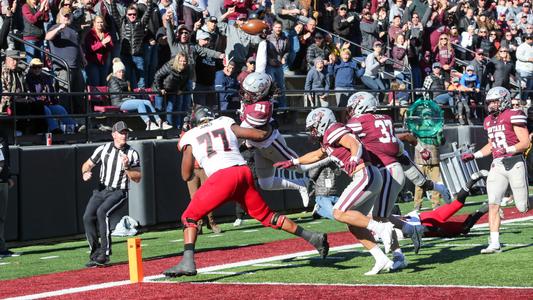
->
[[178, 116, 246, 177], [242, 122, 280, 149]]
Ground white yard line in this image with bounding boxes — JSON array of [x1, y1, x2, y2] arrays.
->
[[39, 256, 59, 260], [7, 215, 533, 300]]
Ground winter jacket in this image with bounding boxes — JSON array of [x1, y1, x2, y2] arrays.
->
[[107, 75, 131, 106], [304, 66, 330, 96], [266, 33, 289, 67], [214, 70, 239, 105], [423, 73, 445, 99], [516, 42, 533, 74], [152, 61, 191, 93], [328, 59, 360, 88], [111, 0, 153, 56], [217, 22, 261, 65], [360, 19, 378, 51], [306, 43, 330, 70], [459, 73, 480, 89], [333, 15, 352, 38], [85, 29, 114, 65], [26, 72, 57, 105]]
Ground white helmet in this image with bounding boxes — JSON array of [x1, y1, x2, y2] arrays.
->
[[240, 72, 273, 103], [346, 92, 378, 117], [485, 86, 511, 114], [306, 108, 337, 139]]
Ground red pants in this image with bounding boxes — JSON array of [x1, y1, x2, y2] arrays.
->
[[181, 165, 273, 227], [420, 200, 466, 237]]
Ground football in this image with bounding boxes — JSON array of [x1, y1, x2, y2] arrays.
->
[[240, 19, 269, 35]]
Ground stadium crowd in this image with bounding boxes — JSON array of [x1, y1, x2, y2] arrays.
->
[[0, 0, 531, 134]]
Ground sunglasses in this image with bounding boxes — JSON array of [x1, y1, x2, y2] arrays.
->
[[440, 38, 448, 40], [180, 31, 189, 35], [500, 49, 509, 52], [127, 13, 137, 16]]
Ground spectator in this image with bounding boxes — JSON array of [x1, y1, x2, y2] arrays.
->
[[71, 0, 97, 46], [237, 56, 256, 85], [217, 11, 261, 72], [460, 65, 481, 92], [459, 25, 476, 60], [153, 53, 191, 128], [329, 48, 361, 109], [423, 62, 453, 109], [389, 0, 405, 24], [200, 16, 222, 52], [274, 0, 306, 32], [111, 0, 154, 89], [433, 33, 455, 80], [359, 8, 378, 54], [0, 134, 14, 257], [515, 2, 533, 25], [22, 0, 49, 63], [459, 7, 476, 33], [388, 14, 407, 44], [333, 4, 355, 42], [361, 41, 387, 96], [391, 33, 409, 82], [304, 57, 330, 107], [223, 0, 255, 24], [182, 0, 205, 31], [448, 76, 471, 125], [293, 17, 317, 72], [193, 30, 218, 108], [108, 58, 170, 130], [406, 12, 424, 87], [500, 29, 519, 59], [473, 27, 496, 57], [214, 61, 239, 110], [93, 0, 125, 61], [45, 7, 86, 114], [137, 0, 161, 88], [308, 161, 340, 220], [470, 48, 490, 89], [516, 34, 533, 101], [488, 47, 515, 89], [26, 58, 79, 133], [85, 16, 113, 86], [306, 32, 330, 74], [266, 21, 289, 108], [2, 50, 47, 133]]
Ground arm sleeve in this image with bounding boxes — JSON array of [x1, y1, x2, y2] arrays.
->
[[298, 157, 334, 172], [256, 40, 267, 73]]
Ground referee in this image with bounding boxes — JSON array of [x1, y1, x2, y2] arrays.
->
[[81, 121, 141, 267]]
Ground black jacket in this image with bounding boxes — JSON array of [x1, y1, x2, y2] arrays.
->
[[107, 75, 130, 106], [152, 61, 191, 93], [111, 0, 153, 56]]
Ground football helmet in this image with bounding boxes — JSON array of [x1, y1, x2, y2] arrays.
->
[[346, 92, 378, 117], [306, 108, 337, 139], [192, 106, 215, 125], [240, 72, 274, 104], [485, 86, 511, 115]]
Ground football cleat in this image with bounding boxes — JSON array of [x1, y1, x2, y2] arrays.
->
[[163, 258, 198, 277], [364, 258, 393, 276], [391, 254, 408, 271], [377, 222, 394, 254], [309, 233, 329, 259], [480, 244, 502, 254]]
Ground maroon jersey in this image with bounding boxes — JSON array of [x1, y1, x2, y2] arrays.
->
[[240, 100, 273, 128], [321, 122, 370, 175], [483, 109, 527, 159], [346, 114, 400, 167]]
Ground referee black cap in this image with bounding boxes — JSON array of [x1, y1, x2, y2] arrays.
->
[[112, 121, 132, 133]]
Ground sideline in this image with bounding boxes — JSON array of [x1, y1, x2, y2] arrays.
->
[[6, 215, 533, 300]]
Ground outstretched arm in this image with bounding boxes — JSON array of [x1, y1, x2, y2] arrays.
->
[[231, 124, 271, 141]]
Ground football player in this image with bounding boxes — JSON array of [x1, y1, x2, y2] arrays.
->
[[275, 108, 396, 276], [345, 92, 408, 269], [461, 87, 530, 254], [237, 44, 310, 206], [164, 107, 329, 277]]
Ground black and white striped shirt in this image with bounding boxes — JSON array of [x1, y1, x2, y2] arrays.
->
[[89, 143, 140, 190]]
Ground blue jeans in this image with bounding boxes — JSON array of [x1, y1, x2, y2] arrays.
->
[[284, 30, 300, 71], [85, 62, 108, 86], [434, 93, 454, 108], [122, 54, 145, 89], [44, 104, 76, 131], [24, 39, 42, 63], [119, 99, 160, 124], [143, 44, 158, 87], [156, 94, 190, 128], [412, 66, 422, 88], [315, 195, 339, 220], [266, 65, 286, 108], [361, 76, 386, 91]]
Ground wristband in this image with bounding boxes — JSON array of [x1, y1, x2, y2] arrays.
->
[[505, 146, 516, 154], [291, 158, 300, 166], [474, 151, 483, 159], [351, 145, 363, 162]]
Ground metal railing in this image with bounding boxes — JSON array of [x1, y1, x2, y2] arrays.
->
[[1, 87, 530, 145], [8, 33, 71, 92]]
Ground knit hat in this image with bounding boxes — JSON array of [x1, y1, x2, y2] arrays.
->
[[112, 58, 126, 74]]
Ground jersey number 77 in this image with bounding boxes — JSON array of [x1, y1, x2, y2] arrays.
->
[[197, 128, 231, 157]]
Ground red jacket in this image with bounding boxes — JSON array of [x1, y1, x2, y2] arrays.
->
[[84, 28, 113, 65]]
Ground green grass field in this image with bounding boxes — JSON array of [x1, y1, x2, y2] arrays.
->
[[1, 195, 532, 287]]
